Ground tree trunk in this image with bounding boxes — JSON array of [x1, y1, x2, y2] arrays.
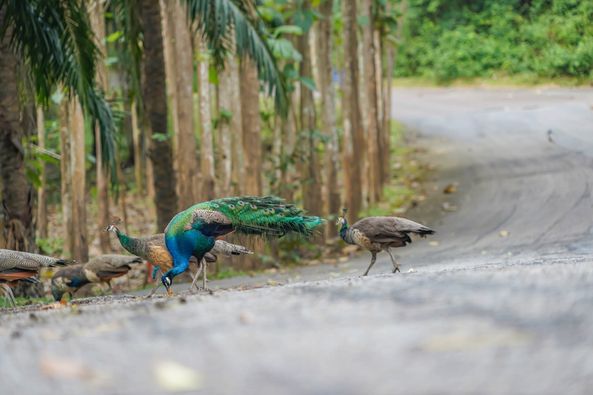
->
[[90, 0, 111, 252], [342, 0, 364, 223], [362, 0, 381, 204], [228, 57, 244, 195], [198, 42, 216, 201], [172, 2, 199, 208], [59, 102, 73, 258], [317, 0, 340, 237], [217, 65, 234, 197], [239, 58, 262, 195], [0, 10, 35, 252], [68, 99, 89, 263], [131, 99, 144, 194], [36, 107, 48, 239], [297, 1, 322, 216], [140, 0, 178, 231]]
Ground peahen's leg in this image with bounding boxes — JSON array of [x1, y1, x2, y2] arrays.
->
[[386, 249, 400, 273], [202, 260, 208, 291], [190, 260, 204, 292], [363, 252, 377, 276], [145, 268, 164, 298]]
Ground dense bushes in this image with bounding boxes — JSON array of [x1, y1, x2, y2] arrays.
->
[[395, 0, 593, 82]]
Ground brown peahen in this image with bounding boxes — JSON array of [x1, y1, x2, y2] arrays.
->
[[51, 254, 142, 302], [0, 249, 73, 307], [337, 210, 435, 276], [106, 223, 252, 293]]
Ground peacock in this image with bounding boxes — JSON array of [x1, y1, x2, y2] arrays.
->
[[337, 209, 435, 276], [51, 254, 142, 302], [106, 224, 252, 293], [162, 196, 324, 295], [0, 249, 73, 307]]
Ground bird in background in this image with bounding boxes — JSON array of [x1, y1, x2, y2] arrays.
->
[[51, 254, 142, 302], [337, 209, 435, 276], [106, 221, 252, 294], [0, 249, 73, 307], [162, 196, 324, 295]]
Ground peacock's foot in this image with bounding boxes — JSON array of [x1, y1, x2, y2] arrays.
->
[[392, 267, 401, 273]]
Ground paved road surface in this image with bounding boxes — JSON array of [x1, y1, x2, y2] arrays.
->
[[2, 87, 593, 394]]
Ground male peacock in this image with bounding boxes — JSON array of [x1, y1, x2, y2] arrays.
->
[[337, 210, 434, 276], [0, 249, 73, 307], [162, 196, 324, 294], [106, 224, 252, 293], [51, 254, 142, 301]]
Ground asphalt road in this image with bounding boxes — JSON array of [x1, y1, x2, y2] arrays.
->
[[2, 87, 593, 395]]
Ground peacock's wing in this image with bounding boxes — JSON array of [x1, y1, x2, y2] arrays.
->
[[182, 196, 324, 238], [352, 217, 412, 244]]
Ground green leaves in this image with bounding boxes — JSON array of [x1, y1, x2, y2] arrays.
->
[[183, 0, 289, 116], [0, 0, 117, 182]]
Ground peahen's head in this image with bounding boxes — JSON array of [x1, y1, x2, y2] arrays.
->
[[161, 273, 174, 296], [105, 216, 122, 233], [336, 208, 348, 227]]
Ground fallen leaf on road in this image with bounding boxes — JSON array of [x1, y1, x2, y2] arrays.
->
[[429, 241, 440, 247], [154, 360, 203, 392], [499, 230, 510, 237], [443, 183, 458, 194], [40, 355, 95, 380]]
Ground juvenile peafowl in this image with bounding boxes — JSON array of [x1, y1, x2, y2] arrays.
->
[[0, 249, 73, 307], [106, 224, 252, 293], [337, 209, 434, 276], [51, 254, 142, 301], [162, 196, 324, 294]]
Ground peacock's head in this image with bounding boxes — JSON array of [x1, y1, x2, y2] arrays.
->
[[161, 273, 174, 296], [336, 208, 348, 227]]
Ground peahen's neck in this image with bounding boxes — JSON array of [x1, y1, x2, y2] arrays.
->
[[339, 221, 353, 244], [114, 228, 140, 255]]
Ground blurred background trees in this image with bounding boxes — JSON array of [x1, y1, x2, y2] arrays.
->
[[1, 0, 589, 273]]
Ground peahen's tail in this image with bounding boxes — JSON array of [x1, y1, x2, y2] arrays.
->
[[200, 196, 325, 237]]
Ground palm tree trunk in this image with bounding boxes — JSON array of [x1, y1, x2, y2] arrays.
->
[[362, 0, 381, 204], [342, 0, 364, 223], [297, 1, 323, 216], [131, 99, 144, 194], [59, 102, 73, 257], [217, 65, 234, 197], [228, 57, 244, 195], [90, 0, 111, 252], [140, 0, 178, 231], [239, 57, 262, 196], [173, 2, 199, 208], [0, 11, 35, 251], [36, 107, 48, 239], [317, 0, 340, 237], [198, 42, 216, 201]]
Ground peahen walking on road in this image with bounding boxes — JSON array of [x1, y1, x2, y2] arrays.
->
[[0, 249, 73, 307], [51, 254, 142, 302], [337, 210, 435, 276], [106, 224, 252, 293], [162, 196, 324, 295]]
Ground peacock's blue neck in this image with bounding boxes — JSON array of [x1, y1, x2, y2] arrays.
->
[[164, 229, 215, 280]]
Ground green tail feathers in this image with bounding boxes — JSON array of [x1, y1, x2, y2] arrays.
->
[[196, 196, 325, 237]]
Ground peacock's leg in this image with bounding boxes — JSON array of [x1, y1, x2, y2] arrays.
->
[[386, 249, 400, 273], [190, 260, 204, 292], [202, 260, 208, 291], [363, 252, 377, 276]]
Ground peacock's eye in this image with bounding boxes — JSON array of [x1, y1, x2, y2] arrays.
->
[[238, 201, 245, 206], [250, 204, 257, 210], [212, 203, 219, 208], [228, 204, 235, 209]]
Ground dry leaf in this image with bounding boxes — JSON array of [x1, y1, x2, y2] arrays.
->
[[499, 230, 510, 237], [429, 241, 440, 247], [443, 183, 458, 194], [154, 360, 203, 392]]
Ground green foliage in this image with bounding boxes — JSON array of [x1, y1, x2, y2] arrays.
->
[[0, 295, 54, 308], [396, 0, 593, 82]]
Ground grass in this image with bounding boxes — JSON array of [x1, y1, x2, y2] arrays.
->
[[0, 295, 54, 309], [392, 75, 592, 88]]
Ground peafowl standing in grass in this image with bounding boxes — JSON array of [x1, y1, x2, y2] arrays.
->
[[106, 224, 252, 294], [337, 209, 434, 276], [0, 249, 73, 307], [51, 254, 142, 302], [162, 196, 324, 295]]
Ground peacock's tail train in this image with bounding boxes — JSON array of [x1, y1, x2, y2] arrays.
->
[[191, 196, 325, 238]]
